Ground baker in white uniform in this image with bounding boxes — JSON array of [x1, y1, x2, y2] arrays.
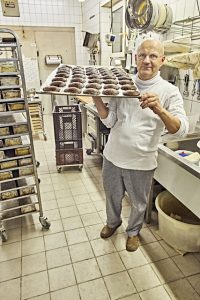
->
[[92, 39, 189, 251]]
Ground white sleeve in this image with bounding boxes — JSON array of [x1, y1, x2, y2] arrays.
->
[[100, 98, 118, 128], [164, 89, 189, 137]]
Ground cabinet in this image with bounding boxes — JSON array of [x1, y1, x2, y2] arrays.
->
[[0, 29, 50, 242]]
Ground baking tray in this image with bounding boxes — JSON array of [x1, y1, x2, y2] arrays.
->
[[39, 64, 140, 98]]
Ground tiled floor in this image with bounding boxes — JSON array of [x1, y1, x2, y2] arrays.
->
[[0, 114, 200, 300]]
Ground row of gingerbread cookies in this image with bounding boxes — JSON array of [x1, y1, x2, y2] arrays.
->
[[43, 65, 140, 97]]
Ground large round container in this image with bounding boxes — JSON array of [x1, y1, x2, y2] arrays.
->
[[155, 191, 200, 253]]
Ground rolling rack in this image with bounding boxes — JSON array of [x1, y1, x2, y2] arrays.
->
[[53, 105, 83, 172], [0, 28, 50, 242]]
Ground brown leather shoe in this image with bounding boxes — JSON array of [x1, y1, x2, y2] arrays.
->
[[100, 221, 122, 238], [126, 235, 139, 252]]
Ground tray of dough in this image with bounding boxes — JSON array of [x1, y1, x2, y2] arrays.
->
[[39, 65, 140, 98]]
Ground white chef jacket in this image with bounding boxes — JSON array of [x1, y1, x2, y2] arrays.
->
[[101, 73, 189, 170]]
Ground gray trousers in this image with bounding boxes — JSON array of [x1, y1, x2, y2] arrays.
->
[[102, 157, 155, 237]]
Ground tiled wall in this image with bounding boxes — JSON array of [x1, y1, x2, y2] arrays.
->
[[0, 0, 84, 64]]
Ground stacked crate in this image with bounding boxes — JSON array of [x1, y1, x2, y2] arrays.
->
[[53, 105, 83, 171]]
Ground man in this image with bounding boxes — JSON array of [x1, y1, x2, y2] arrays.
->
[[92, 39, 189, 251]]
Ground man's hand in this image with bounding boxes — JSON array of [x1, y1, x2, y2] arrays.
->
[[139, 92, 164, 115]]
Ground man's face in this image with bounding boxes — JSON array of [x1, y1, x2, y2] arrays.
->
[[135, 41, 165, 80]]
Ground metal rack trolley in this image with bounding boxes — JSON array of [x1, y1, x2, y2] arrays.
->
[[53, 105, 83, 172], [0, 29, 50, 242]]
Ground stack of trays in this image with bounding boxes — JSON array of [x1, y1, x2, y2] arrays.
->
[[41, 65, 140, 98]]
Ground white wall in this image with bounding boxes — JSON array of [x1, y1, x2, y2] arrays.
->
[[0, 0, 85, 64]]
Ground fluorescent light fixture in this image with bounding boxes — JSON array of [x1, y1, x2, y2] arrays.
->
[[78, 0, 85, 2]]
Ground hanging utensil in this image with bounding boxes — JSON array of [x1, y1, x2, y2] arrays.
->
[[197, 79, 200, 100], [191, 79, 197, 96], [183, 74, 189, 97]]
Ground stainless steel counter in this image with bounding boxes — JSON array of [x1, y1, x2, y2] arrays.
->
[[152, 137, 200, 219]]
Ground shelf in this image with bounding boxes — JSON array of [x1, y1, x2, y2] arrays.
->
[[0, 132, 29, 139], [2, 201, 38, 213], [0, 184, 36, 193], [0, 110, 26, 116], [0, 193, 37, 203], [0, 163, 33, 172], [0, 121, 27, 127], [0, 58, 18, 62], [0, 43, 17, 48], [0, 174, 37, 184], [0, 85, 21, 90], [1, 209, 38, 221], [0, 98, 25, 103], [0, 154, 32, 163], [0, 72, 19, 76]]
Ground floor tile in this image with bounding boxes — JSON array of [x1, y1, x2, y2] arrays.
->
[[73, 258, 101, 283], [62, 216, 83, 231], [21, 270, 49, 299], [65, 227, 88, 245], [28, 294, 50, 300], [3, 228, 21, 244], [119, 294, 141, 300], [79, 278, 110, 300], [0, 278, 20, 300], [119, 248, 148, 269], [111, 233, 127, 251], [97, 252, 125, 276], [48, 264, 76, 291], [22, 237, 45, 256], [71, 186, 88, 196], [43, 219, 63, 235], [44, 208, 61, 221], [73, 193, 92, 205], [139, 227, 157, 245], [172, 254, 200, 276], [91, 238, 116, 256], [56, 197, 75, 208], [0, 241, 21, 262], [140, 241, 169, 262], [51, 285, 80, 300], [59, 205, 79, 218], [44, 232, 67, 250], [129, 264, 161, 292], [22, 224, 43, 240], [46, 246, 71, 269], [69, 241, 94, 262], [22, 252, 47, 275], [151, 258, 184, 283], [139, 286, 171, 300], [188, 274, 200, 294], [104, 271, 136, 300], [54, 189, 72, 199], [77, 202, 97, 215], [164, 278, 200, 300], [85, 223, 104, 240], [159, 240, 179, 257], [43, 200, 58, 211], [81, 212, 102, 226]]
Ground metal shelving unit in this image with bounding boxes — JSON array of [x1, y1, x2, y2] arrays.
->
[[0, 28, 50, 242]]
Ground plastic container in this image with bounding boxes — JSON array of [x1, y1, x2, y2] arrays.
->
[[155, 190, 200, 253]]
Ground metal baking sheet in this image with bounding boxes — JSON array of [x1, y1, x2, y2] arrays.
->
[[39, 64, 140, 98]]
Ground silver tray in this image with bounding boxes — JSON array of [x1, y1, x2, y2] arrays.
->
[[39, 64, 140, 98]]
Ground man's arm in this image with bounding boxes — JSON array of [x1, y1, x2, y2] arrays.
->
[[92, 96, 109, 119], [140, 92, 181, 134]]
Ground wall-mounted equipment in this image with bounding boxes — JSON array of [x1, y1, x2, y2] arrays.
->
[[125, 0, 173, 34], [1, 0, 20, 17], [83, 32, 99, 49], [105, 33, 116, 46], [45, 55, 62, 65]]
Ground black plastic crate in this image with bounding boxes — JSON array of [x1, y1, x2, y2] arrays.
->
[[56, 149, 83, 166], [55, 140, 82, 150], [53, 105, 82, 142]]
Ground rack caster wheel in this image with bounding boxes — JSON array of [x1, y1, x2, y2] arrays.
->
[[0, 229, 8, 242], [86, 149, 92, 155], [57, 167, 62, 173], [36, 161, 40, 167], [78, 165, 83, 171], [43, 134, 47, 141], [39, 216, 51, 230]]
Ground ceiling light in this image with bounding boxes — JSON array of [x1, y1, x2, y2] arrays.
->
[[78, 0, 85, 2]]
